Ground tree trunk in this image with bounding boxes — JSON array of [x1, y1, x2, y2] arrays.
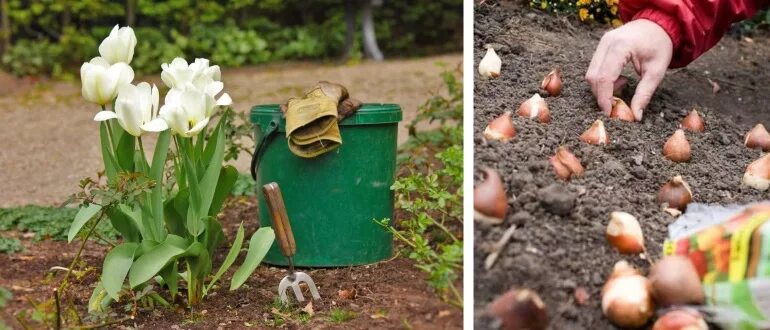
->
[[340, 0, 356, 61], [126, 0, 136, 26], [361, 0, 383, 61]]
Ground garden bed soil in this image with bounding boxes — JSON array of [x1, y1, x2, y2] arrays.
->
[[1, 196, 462, 329], [474, 2, 770, 329]]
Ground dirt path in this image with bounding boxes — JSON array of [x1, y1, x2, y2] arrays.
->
[[474, 2, 769, 329], [0, 54, 461, 207]]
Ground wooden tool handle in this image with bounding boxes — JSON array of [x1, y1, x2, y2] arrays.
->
[[263, 182, 296, 257]]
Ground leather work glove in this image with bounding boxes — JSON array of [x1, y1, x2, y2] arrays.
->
[[283, 81, 361, 158]]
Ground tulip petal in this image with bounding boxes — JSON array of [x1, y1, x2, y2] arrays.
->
[[186, 117, 210, 137], [216, 93, 232, 106], [94, 111, 118, 121], [141, 118, 169, 132]]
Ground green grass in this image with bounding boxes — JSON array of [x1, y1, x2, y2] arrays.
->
[[0, 205, 116, 242], [328, 308, 356, 323], [0, 236, 22, 254]]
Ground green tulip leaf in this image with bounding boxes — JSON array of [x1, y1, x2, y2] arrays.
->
[[205, 222, 244, 294], [231, 227, 275, 291], [128, 235, 188, 288], [67, 203, 102, 243], [102, 242, 139, 300]]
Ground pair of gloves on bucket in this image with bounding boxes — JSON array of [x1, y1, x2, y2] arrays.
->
[[280, 81, 362, 158]]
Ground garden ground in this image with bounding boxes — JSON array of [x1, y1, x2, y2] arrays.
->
[[0, 54, 463, 329], [0, 53, 461, 207], [474, 2, 770, 329]]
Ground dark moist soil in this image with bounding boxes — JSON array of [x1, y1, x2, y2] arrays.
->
[[474, 2, 770, 329], [1, 196, 461, 329]]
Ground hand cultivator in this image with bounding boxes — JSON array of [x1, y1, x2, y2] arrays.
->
[[263, 182, 321, 304]]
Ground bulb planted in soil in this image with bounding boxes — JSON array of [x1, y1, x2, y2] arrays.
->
[[609, 97, 635, 122], [606, 211, 645, 254], [518, 94, 551, 123], [487, 288, 549, 330], [652, 308, 708, 330], [743, 153, 770, 191], [479, 47, 502, 78], [580, 119, 609, 145], [484, 111, 516, 142], [682, 109, 705, 132], [474, 168, 509, 224], [649, 255, 704, 307], [744, 123, 770, 152], [663, 129, 692, 162], [541, 68, 562, 96], [657, 175, 693, 211], [602, 261, 654, 328], [549, 146, 583, 181]]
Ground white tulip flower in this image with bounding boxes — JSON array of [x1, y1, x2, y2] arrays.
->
[[159, 88, 214, 137], [80, 57, 135, 105], [93, 82, 168, 136], [99, 25, 137, 65], [161, 57, 232, 110]]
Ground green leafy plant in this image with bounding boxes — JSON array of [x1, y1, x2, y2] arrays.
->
[[328, 307, 356, 323], [376, 66, 463, 308], [0, 205, 115, 242], [0, 236, 22, 254]]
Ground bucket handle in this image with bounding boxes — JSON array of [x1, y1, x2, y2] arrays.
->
[[250, 119, 280, 180]]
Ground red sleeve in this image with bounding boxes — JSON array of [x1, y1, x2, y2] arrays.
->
[[620, 0, 767, 68]]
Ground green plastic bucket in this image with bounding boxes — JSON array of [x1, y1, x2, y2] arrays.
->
[[250, 103, 402, 267]]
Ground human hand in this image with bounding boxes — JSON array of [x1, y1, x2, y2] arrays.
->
[[585, 19, 673, 121]]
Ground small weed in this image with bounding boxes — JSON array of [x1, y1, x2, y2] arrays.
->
[[231, 173, 256, 197], [0, 236, 22, 254], [0, 287, 11, 307], [297, 311, 312, 324], [0, 205, 116, 242], [328, 307, 356, 323]]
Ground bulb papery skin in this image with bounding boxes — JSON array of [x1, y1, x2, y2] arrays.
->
[[743, 153, 770, 191], [479, 47, 502, 78]]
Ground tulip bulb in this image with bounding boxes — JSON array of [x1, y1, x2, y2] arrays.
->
[[652, 308, 708, 330], [649, 256, 704, 307], [580, 119, 609, 145], [484, 111, 516, 142], [479, 47, 502, 79], [610, 97, 635, 122], [743, 153, 770, 191], [487, 289, 549, 330], [744, 123, 770, 152], [602, 261, 654, 328], [540, 68, 562, 96], [606, 211, 645, 254], [657, 175, 693, 211], [550, 146, 584, 180], [474, 168, 509, 224], [517, 94, 551, 123], [663, 129, 692, 162], [681, 110, 705, 132]]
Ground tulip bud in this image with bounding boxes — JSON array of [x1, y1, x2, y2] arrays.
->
[[602, 261, 654, 328], [652, 308, 708, 330], [580, 119, 609, 145], [474, 168, 508, 225], [743, 153, 770, 191], [479, 47, 502, 79], [681, 109, 705, 132], [484, 111, 516, 142], [80, 57, 135, 106], [656, 175, 693, 211], [609, 97, 635, 122], [98, 25, 137, 65], [744, 123, 770, 152], [517, 94, 550, 123], [487, 289, 549, 330], [606, 211, 645, 254], [540, 68, 562, 96], [550, 146, 584, 180], [663, 129, 692, 162]]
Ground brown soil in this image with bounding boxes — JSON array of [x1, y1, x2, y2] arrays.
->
[[1, 196, 462, 329], [0, 54, 461, 207], [474, 2, 770, 329]]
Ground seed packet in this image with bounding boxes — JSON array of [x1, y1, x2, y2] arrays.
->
[[664, 202, 770, 329]]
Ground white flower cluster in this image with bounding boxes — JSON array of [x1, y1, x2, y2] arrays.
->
[[82, 25, 233, 137]]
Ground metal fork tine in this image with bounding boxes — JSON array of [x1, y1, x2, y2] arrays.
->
[[295, 272, 321, 300], [278, 277, 291, 304]]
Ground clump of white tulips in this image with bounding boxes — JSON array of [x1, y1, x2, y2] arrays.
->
[[71, 25, 273, 310]]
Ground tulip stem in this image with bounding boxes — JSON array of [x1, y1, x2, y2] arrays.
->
[[137, 136, 148, 172], [102, 105, 116, 151]]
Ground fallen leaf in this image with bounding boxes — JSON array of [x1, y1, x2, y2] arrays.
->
[[707, 78, 720, 94], [438, 310, 452, 318], [338, 288, 357, 300], [302, 301, 314, 316], [663, 207, 682, 217]]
